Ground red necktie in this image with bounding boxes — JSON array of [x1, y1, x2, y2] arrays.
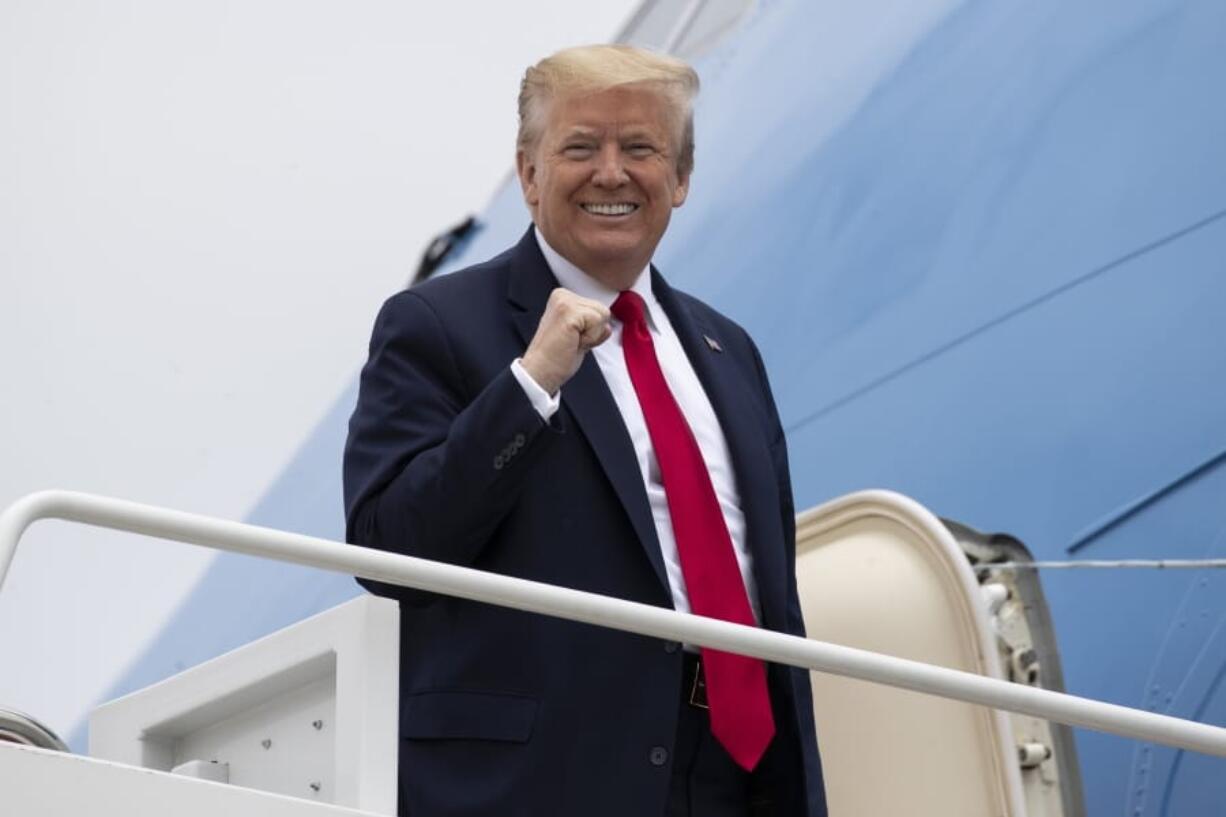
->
[[610, 290, 775, 771]]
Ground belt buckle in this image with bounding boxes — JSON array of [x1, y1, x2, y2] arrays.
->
[[688, 657, 709, 709]]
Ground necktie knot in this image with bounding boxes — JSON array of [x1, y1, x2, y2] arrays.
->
[[611, 290, 647, 331]]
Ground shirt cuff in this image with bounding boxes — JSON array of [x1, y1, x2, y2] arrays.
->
[[510, 358, 560, 421]]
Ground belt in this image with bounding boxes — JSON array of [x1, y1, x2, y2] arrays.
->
[[682, 652, 709, 709]]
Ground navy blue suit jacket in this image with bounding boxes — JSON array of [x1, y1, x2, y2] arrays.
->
[[343, 228, 826, 817]]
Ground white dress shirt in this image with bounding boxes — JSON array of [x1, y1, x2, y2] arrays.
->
[[509, 229, 761, 623]]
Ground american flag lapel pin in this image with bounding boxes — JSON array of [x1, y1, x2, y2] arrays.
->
[[703, 334, 723, 353]]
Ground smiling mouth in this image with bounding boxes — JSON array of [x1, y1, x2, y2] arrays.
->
[[581, 203, 639, 216]]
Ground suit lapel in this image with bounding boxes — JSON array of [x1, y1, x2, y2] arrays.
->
[[651, 271, 789, 631], [506, 229, 669, 592]]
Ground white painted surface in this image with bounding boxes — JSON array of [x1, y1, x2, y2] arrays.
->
[[171, 758, 231, 783], [89, 595, 399, 814], [0, 0, 637, 743], [0, 741, 380, 817]]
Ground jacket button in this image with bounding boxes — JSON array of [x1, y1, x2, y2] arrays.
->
[[514, 432, 526, 447], [649, 746, 669, 766], [663, 641, 680, 654], [493, 454, 505, 470]]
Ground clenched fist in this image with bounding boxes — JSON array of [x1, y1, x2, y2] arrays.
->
[[521, 288, 613, 395]]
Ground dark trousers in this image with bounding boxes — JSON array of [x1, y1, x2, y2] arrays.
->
[[666, 654, 781, 817]]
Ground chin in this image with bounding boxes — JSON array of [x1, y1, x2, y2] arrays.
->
[[577, 236, 648, 264]]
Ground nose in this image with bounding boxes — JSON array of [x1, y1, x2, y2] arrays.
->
[[591, 143, 628, 188]]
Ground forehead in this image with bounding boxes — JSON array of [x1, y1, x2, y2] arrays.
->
[[543, 85, 676, 137]]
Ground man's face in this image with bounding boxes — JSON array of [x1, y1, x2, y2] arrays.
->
[[517, 84, 689, 289]]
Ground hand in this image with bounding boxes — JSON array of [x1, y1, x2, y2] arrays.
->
[[521, 288, 612, 395]]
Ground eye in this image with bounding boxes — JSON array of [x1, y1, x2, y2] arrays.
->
[[563, 143, 595, 158], [627, 143, 656, 157]]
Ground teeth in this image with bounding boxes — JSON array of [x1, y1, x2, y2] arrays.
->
[[583, 203, 637, 216]]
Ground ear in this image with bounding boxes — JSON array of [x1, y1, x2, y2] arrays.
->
[[672, 169, 690, 208], [516, 148, 539, 208]]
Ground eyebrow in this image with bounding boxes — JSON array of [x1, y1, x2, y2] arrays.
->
[[619, 126, 656, 138], [561, 127, 599, 140]]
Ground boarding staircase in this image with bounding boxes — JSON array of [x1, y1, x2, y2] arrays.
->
[[3, 490, 1224, 815]]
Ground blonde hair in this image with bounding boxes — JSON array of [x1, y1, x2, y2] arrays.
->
[[518, 44, 700, 177]]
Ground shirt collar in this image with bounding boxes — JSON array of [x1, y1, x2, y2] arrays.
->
[[534, 227, 661, 331]]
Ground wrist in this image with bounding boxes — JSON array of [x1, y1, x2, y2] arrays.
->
[[520, 352, 562, 396]]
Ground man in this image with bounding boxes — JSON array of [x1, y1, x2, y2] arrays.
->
[[344, 45, 826, 817]]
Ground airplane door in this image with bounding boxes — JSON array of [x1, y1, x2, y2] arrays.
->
[[795, 490, 1082, 817]]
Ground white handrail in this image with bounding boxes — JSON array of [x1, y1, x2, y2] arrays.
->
[[3, 489, 1225, 759]]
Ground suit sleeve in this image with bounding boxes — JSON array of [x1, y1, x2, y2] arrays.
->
[[342, 290, 559, 599]]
